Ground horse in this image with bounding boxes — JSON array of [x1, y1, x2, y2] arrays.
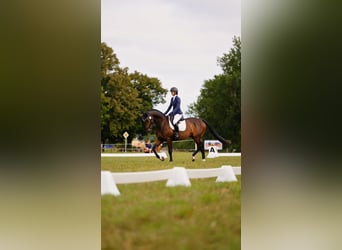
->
[[142, 109, 231, 162]]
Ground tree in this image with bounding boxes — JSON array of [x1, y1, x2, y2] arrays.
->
[[101, 42, 142, 143], [129, 71, 167, 136], [130, 71, 167, 108], [218, 36, 241, 80], [101, 42, 167, 143], [187, 36, 241, 151]]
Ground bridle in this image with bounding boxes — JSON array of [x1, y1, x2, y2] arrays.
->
[[142, 113, 154, 132]]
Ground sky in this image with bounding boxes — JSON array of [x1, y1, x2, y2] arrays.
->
[[101, 0, 240, 114]]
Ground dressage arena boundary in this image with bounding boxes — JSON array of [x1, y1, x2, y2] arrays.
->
[[101, 166, 241, 196], [101, 152, 168, 158], [101, 152, 241, 158]]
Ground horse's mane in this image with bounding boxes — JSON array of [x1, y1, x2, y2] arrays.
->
[[148, 109, 165, 116], [149, 109, 194, 119]]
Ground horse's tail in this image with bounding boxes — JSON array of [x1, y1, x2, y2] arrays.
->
[[202, 119, 232, 145]]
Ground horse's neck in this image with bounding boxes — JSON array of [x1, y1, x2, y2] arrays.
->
[[151, 112, 167, 129]]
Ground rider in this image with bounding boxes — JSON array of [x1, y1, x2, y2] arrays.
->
[[164, 86, 183, 139]]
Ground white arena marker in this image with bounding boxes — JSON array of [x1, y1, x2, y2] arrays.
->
[[166, 167, 191, 187], [207, 146, 218, 158], [101, 171, 120, 196], [232, 166, 241, 175], [216, 165, 237, 182]]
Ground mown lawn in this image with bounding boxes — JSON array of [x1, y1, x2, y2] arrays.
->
[[102, 152, 241, 250]]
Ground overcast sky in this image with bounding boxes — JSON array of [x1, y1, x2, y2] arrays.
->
[[101, 0, 240, 114]]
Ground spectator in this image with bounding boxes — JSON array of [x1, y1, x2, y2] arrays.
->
[[144, 139, 153, 153]]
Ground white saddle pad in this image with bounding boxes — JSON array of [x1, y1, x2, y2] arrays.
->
[[168, 118, 186, 131]]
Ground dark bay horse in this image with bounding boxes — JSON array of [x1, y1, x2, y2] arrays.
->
[[142, 109, 231, 162]]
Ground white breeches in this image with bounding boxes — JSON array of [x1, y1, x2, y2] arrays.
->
[[173, 114, 182, 124]]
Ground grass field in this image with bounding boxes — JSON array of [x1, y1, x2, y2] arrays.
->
[[101, 152, 241, 250]]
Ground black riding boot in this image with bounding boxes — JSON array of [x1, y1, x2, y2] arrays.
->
[[174, 124, 179, 140]]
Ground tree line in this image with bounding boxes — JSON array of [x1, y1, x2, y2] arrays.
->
[[101, 42, 167, 144], [187, 36, 241, 151], [101, 37, 241, 151]]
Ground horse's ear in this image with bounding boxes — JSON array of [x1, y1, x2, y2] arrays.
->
[[142, 112, 148, 121]]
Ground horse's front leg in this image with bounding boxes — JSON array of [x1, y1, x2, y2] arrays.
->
[[152, 140, 165, 161], [167, 140, 173, 162]]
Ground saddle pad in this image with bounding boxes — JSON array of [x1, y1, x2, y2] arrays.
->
[[168, 118, 186, 131]]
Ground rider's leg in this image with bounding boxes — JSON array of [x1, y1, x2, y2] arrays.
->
[[173, 124, 179, 139], [173, 114, 182, 140]]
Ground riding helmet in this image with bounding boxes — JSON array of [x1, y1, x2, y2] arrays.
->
[[170, 87, 178, 94]]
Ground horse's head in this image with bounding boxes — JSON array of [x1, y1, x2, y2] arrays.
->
[[142, 112, 153, 133]]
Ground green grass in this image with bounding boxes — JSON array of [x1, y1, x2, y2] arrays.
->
[[102, 152, 241, 250]]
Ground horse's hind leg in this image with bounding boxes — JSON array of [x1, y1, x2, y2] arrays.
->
[[167, 140, 173, 162], [200, 142, 206, 161], [192, 137, 201, 161], [192, 148, 200, 161]]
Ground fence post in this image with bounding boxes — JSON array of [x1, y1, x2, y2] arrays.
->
[[166, 167, 191, 187], [216, 166, 237, 182], [101, 171, 120, 196]]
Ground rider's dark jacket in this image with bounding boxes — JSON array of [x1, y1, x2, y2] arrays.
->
[[164, 95, 183, 116]]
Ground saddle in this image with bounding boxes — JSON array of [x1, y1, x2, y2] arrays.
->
[[168, 115, 186, 131]]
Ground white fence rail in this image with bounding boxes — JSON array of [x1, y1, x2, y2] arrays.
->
[[112, 169, 171, 184], [101, 166, 241, 196], [101, 152, 167, 158], [101, 152, 240, 158]]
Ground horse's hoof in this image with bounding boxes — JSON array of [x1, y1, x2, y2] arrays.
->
[[202, 159, 206, 162], [160, 157, 165, 161], [192, 158, 195, 162]]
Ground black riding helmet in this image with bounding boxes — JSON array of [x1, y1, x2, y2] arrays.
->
[[170, 87, 178, 94]]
